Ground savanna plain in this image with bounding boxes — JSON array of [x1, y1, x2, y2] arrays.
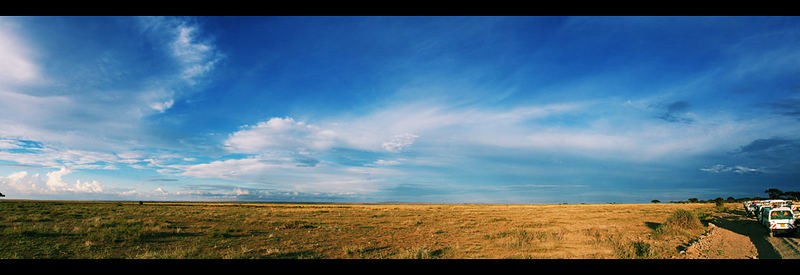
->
[[0, 200, 759, 259]]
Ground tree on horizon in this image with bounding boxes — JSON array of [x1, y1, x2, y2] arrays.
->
[[765, 188, 785, 199]]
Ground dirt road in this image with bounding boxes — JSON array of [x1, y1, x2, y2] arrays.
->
[[682, 208, 800, 259]]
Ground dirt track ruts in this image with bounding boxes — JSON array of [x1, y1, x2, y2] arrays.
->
[[683, 208, 800, 259]]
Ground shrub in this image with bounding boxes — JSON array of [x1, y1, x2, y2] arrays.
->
[[664, 210, 703, 231], [397, 247, 449, 259], [714, 199, 726, 211], [632, 241, 651, 258], [653, 209, 704, 238]]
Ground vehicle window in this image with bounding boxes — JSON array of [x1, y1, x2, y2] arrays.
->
[[771, 211, 793, 220]]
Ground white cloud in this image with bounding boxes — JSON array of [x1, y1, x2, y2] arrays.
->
[[188, 99, 789, 197], [224, 117, 337, 153], [371, 159, 403, 166], [0, 17, 227, 177], [0, 19, 38, 84], [150, 99, 174, 113], [45, 167, 71, 190], [171, 154, 402, 194], [0, 147, 119, 169], [0, 139, 194, 174], [382, 133, 418, 152], [233, 188, 249, 196], [223, 102, 583, 156], [172, 25, 221, 83], [732, 166, 760, 174], [0, 139, 24, 149], [527, 132, 632, 151], [1, 171, 41, 194], [0, 17, 225, 165], [0, 167, 104, 195], [138, 17, 222, 85], [700, 164, 761, 174]]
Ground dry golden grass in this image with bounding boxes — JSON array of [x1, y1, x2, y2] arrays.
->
[[0, 200, 723, 259]]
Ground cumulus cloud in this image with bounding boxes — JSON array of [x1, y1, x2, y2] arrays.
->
[[0, 167, 104, 195], [1, 171, 41, 194], [224, 117, 337, 153]]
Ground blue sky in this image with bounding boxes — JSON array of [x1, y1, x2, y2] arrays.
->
[[1, 16, 799, 203]]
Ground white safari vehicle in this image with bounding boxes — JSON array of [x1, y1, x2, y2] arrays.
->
[[760, 207, 796, 237], [747, 202, 761, 217], [790, 205, 800, 225], [790, 205, 800, 218]]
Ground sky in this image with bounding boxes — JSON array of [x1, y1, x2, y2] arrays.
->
[[1, 16, 799, 203]]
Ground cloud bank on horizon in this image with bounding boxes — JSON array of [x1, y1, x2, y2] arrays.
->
[[1, 16, 799, 203]]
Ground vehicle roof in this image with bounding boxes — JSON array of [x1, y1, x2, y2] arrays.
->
[[770, 207, 792, 211]]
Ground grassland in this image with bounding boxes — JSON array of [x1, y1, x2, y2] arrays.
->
[[0, 200, 724, 259]]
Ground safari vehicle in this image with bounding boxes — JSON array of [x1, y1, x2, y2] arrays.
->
[[791, 205, 800, 217], [758, 206, 772, 224], [764, 200, 787, 209], [790, 205, 800, 225], [761, 207, 796, 237], [747, 202, 761, 217]]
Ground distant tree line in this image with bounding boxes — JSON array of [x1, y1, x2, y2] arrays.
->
[[655, 188, 800, 204]]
